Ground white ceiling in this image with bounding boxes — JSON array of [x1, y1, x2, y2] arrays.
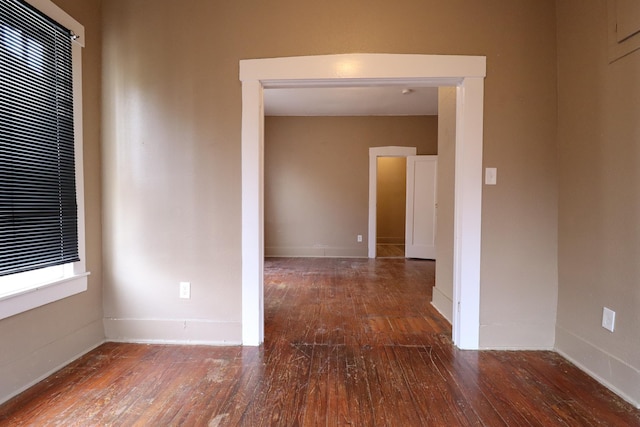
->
[[264, 86, 439, 116]]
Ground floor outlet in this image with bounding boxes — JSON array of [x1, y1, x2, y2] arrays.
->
[[602, 307, 615, 332], [179, 282, 191, 299]]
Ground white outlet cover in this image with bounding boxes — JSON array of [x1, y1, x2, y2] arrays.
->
[[179, 282, 191, 299], [602, 307, 615, 332]]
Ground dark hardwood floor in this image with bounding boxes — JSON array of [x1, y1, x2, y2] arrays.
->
[[1, 258, 639, 426], [376, 243, 405, 258]]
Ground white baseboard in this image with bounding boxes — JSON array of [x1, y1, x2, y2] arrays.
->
[[431, 286, 453, 323], [106, 337, 242, 346], [0, 320, 105, 405], [264, 246, 367, 258], [103, 318, 242, 346], [479, 322, 555, 350], [555, 326, 640, 408], [376, 237, 405, 245]]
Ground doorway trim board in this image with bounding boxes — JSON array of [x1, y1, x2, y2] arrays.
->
[[368, 146, 417, 259], [240, 53, 486, 350]]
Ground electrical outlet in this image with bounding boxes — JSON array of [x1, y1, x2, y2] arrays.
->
[[602, 307, 615, 332], [179, 282, 191, 299], [357, 234, 363, 243], [485, 167, 497, 185]]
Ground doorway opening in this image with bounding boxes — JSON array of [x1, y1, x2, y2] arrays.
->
[[368, 146, 416, 258], [240, 54, 486, 349], [376, 156, 407, 259]]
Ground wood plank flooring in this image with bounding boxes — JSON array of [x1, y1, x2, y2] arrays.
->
[[1, 257, 639, 426], [376, 244, 405, 258]]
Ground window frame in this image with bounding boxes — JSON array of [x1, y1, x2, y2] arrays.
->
[[0, 0, 88, 320]]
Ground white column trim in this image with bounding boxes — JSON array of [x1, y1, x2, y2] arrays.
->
[[240, 54, 486, 349]]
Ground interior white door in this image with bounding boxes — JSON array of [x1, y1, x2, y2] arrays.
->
[[405, 155, 438, 259]]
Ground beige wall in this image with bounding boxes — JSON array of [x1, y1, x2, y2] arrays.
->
[[0, 0, 104, 403], [377, 157, 408, 245], [432, 87, 456, 322], [556, 0, 640, 406], [7, 0, 640, 409], [101, 0, 558, 349], [264, 116, 436, 257]]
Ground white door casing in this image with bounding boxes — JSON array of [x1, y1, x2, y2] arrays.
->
[[368, 146, 417, 258], [240, 53, 485, 350], [405, 155, 438, 259]]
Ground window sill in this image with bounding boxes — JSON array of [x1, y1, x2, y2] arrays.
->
[[0, 272, 90, 321]]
